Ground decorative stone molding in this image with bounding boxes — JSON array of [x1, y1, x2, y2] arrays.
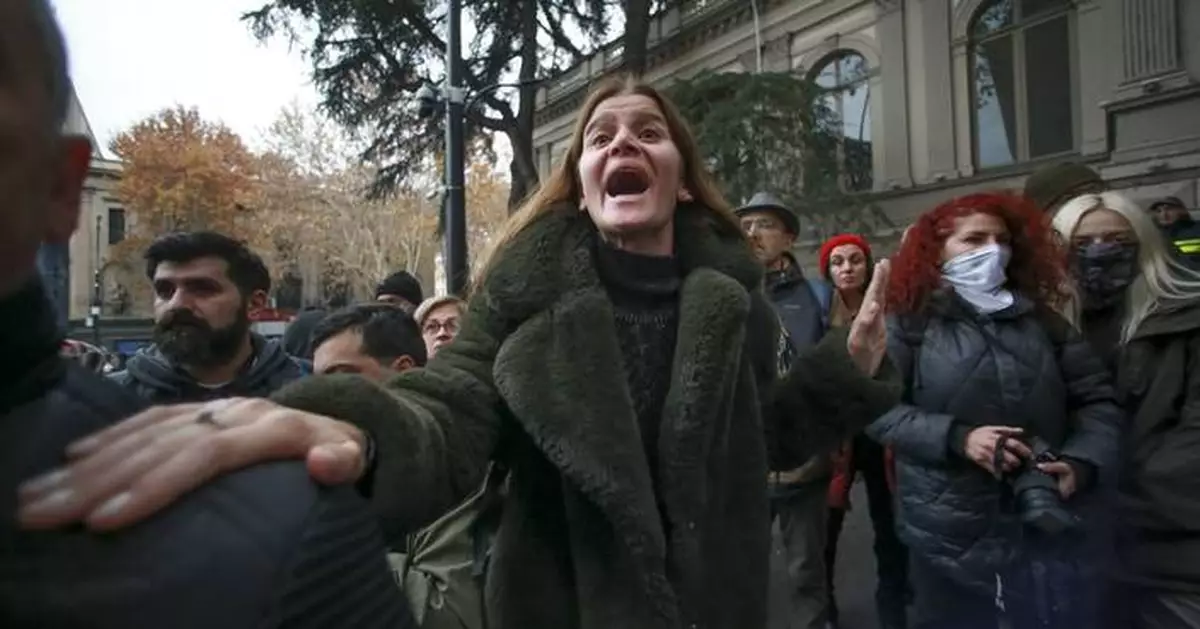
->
[[950, 0, 986, 44], [534, 0, 758, 126], [874, 0, 903, 17], [762, 33, 793, 72], [794, 33, 883, 78], [1118, 0, 1181, 83]]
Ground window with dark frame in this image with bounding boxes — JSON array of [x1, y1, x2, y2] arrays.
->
[[107, 208, 126, 245], [810, 50, 874, 193], [970, 0, 1075, 170]]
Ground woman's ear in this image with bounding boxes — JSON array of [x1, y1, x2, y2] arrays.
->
[[678, 187, 694, 202]]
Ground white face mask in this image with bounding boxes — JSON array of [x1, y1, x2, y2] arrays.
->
[[940, 243, 1014, 314]]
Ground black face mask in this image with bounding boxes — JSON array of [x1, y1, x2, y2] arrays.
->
[[153, 306, 250, 369], [1073, 242, 1139, 311]]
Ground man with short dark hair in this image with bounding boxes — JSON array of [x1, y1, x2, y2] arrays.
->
[[0, 2, 413, 626], [109, 231, 305, 402], [375, 270, 424, 313], [308, 303, 499, 629], [311, 303, 427, 379]]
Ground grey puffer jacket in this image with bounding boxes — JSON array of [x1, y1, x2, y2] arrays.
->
[[867, 290, 1122, 595]]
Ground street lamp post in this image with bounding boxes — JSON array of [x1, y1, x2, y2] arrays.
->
[[88, 215, 103, 346], [416, 65, 542, 296], [444, 0, 468, 296]]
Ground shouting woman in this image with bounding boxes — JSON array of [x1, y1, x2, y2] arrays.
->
[[17, 77, 900, 629], [868, 192, 1122, 629]]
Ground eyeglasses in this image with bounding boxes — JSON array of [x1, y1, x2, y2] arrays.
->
[[741, 218, 782, 234], [423, 319, 459, 335]]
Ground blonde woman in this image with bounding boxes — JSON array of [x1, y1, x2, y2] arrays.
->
[[1053, 191, 1200, 629]]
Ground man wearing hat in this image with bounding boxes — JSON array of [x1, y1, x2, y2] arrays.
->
[[1023, 162, 1106, 216], [375, 270, 424, 314], [1149, 196, 1200, 270], [735, 191, 836, 629]]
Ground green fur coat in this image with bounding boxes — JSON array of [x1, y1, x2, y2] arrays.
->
[[272, 203, 900, 629]]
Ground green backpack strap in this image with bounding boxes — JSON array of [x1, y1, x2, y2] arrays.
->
[[469, 463, 508, 581]]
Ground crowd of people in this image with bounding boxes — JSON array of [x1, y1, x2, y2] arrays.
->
[[3, 2, 1200, 628]]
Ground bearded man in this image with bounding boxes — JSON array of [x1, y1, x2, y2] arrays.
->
[[109, 231, 305, 402]]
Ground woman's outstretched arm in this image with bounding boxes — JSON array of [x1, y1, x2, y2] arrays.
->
[[270, 294, 509, 540]]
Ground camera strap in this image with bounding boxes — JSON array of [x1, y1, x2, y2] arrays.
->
[[993, 434, 1012, 478]]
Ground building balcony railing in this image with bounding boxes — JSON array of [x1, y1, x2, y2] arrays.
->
[[536, 0, 731, 109]]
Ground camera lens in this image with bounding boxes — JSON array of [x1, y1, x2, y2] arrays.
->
[[1009, 438, 1076, 535]]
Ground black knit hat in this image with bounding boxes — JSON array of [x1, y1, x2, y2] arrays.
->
[[1023, 163, 1104, 212], [374, 271, 423, 306], [734, 192, 801, 235]]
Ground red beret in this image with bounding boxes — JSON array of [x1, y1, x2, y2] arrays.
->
[[818, 234, 872, 279]]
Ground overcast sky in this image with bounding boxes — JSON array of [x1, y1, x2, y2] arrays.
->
[[52, 0, 319, 157]]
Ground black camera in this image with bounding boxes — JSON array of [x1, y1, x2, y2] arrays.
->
[[1007, 437, 1076, 535]]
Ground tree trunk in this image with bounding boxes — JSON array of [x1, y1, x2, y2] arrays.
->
[[622, 0, 652, 77], [508, 0, 542, 211]]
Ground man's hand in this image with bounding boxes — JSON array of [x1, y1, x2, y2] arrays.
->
[[18, 398, 366, 532]]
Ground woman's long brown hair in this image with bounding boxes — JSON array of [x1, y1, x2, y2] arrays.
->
[[472, 75, 742, 289]]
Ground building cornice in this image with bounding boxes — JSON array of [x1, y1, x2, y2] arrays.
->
[[534, 0, 778, 126]]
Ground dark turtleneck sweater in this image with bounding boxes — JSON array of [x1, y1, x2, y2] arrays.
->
[[593, 238, 682, 477]]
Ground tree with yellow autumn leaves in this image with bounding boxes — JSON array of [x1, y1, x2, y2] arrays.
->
[[108, 104, 512, 311], [107, 106, 268, 307]]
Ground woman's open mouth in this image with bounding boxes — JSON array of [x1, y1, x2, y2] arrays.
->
[[604, 168, 651, 200]]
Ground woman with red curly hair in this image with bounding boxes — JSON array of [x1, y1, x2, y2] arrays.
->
[[866, 192, 1122, 629]]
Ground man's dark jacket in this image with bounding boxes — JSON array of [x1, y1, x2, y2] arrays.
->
[[764, 252, 827, 351], [1113, 298, 1200, 593], [108, 333, 304, 403], [0, 281, 414, 629]]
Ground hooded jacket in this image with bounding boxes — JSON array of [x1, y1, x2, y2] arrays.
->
[[1113, 298, 1200, 593], [109, 334, 305, 403]]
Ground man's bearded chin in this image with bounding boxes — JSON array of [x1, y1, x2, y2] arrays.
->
[[153, 308, 251, 369]]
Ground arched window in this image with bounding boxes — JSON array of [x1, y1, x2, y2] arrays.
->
[[812, 50, 873, 192], [971, 0, 1074, 169]]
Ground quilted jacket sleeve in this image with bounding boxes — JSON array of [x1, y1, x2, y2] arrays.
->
[[865, 317, 959, 465], [1053, 322, 1123, 476]]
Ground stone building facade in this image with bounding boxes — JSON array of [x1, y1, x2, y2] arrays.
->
[[37, 84, 127, 326], [531, 0, 1200, 260]]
